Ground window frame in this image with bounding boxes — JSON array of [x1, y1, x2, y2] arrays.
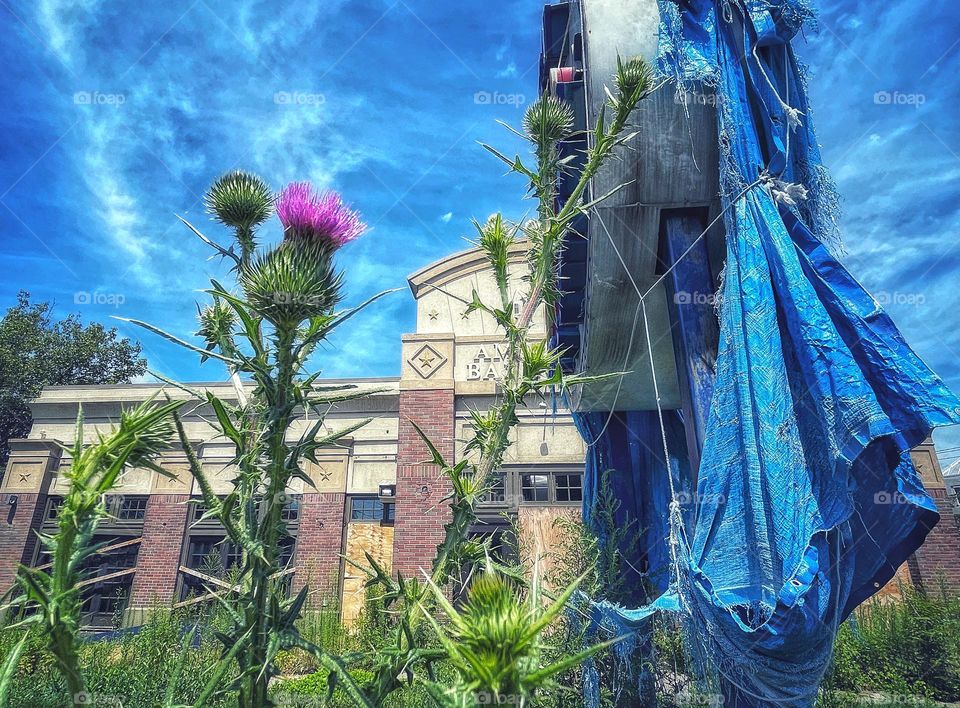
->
[[349, 496, 395, 524], [475, 467, 584, 508], [553, 472, 584, 504]]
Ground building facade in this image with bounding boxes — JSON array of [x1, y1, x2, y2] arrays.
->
[[0, 246, 587, 627], [2, 245, 959, 628]]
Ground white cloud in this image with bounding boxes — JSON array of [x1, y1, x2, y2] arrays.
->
[[36, 0, 105, 67]]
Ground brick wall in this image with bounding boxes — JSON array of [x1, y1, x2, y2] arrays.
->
[[292, 492, 346, 602], [0, 493, 45, 592], [128, 494, 189, 608], [909, 487, 960, 594], [393, 389, 455, 579]]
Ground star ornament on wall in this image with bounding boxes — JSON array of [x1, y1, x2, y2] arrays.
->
[[407, 343, 448, 379]]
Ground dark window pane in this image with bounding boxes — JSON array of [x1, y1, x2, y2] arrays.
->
[[187, 537, 216, 568], [46, 497, 63, 520], [192, 498, 208, 521], [116, 497, 147, 520], [521, 474, 548, 502], [351, 498, 385, 521], [555, 473, 583, 503], [279, 535, 296, 568], [384, 502, 395, 522], [186, 535, 240, 572], [77, 535, 140, 575], [223, 543, 243, 569], [281, 495, 301, 522]]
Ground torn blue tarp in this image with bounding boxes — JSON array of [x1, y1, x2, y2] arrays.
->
[[575, 1, 960, 705]]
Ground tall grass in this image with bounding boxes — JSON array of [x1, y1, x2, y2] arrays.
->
[[820, 583, 960, 704], [0, 608, 230, 707]]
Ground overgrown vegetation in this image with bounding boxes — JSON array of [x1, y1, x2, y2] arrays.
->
[[1, 397, 184, 702], [3, 555, 958, 706], [819, 584, 960, 705], [0, 609, 229, 707]]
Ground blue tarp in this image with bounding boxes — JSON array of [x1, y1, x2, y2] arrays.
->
[[576, 2, 960, 704]]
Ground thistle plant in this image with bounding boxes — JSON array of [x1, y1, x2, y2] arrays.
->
[[329, 56, 654, 706], [0, 396, 184, 702], [421, 564, 617, 707], [124, 173, 390, 707]]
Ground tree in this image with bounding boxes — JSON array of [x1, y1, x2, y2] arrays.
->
[[0, 291, 147, 466]]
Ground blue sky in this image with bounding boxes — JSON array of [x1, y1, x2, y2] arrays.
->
[[1, 1, 959, 460]]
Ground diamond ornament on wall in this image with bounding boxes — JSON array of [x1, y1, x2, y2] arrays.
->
[[408, 343, 447, 379]]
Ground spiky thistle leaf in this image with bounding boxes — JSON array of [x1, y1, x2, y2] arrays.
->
[[197, 299, 237, 358]]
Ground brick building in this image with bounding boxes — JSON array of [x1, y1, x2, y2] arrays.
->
[[0, 245, 587, 628]]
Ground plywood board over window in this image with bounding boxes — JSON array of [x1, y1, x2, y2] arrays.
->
[[517, 506, 582, 594], [341, 521, 394, 625]]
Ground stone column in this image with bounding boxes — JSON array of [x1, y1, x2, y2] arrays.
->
[[126, 459, 191, 622], [0, 439, 60, 592], [393, 334, 456, 579], [292, 448, 350, 602]]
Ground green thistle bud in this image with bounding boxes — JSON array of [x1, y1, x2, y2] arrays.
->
[[239, 239, 342, 329], [477, 214, 513, 269], [205, 171, 273, 232], [614, 56, 654, 104], [523, 95, 575, 146], [196, 300, 237, 349]]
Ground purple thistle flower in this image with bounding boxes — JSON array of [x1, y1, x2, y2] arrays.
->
[[276, 182, 366, 247]]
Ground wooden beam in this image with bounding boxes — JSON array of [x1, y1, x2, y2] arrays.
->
[[32, 536, 142, 572], [177, 565, 235, 590], [172, 566, 298, 609], [173, 590, 225, 609], [75, 567, 136, 589]]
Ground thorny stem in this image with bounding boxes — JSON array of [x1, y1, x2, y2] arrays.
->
[[240, 327, 297, 708], [48, 517, 84, 699]]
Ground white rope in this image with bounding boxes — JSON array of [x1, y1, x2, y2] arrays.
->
[[641, 176, 764, 301], [585, 176, 764, 448]]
